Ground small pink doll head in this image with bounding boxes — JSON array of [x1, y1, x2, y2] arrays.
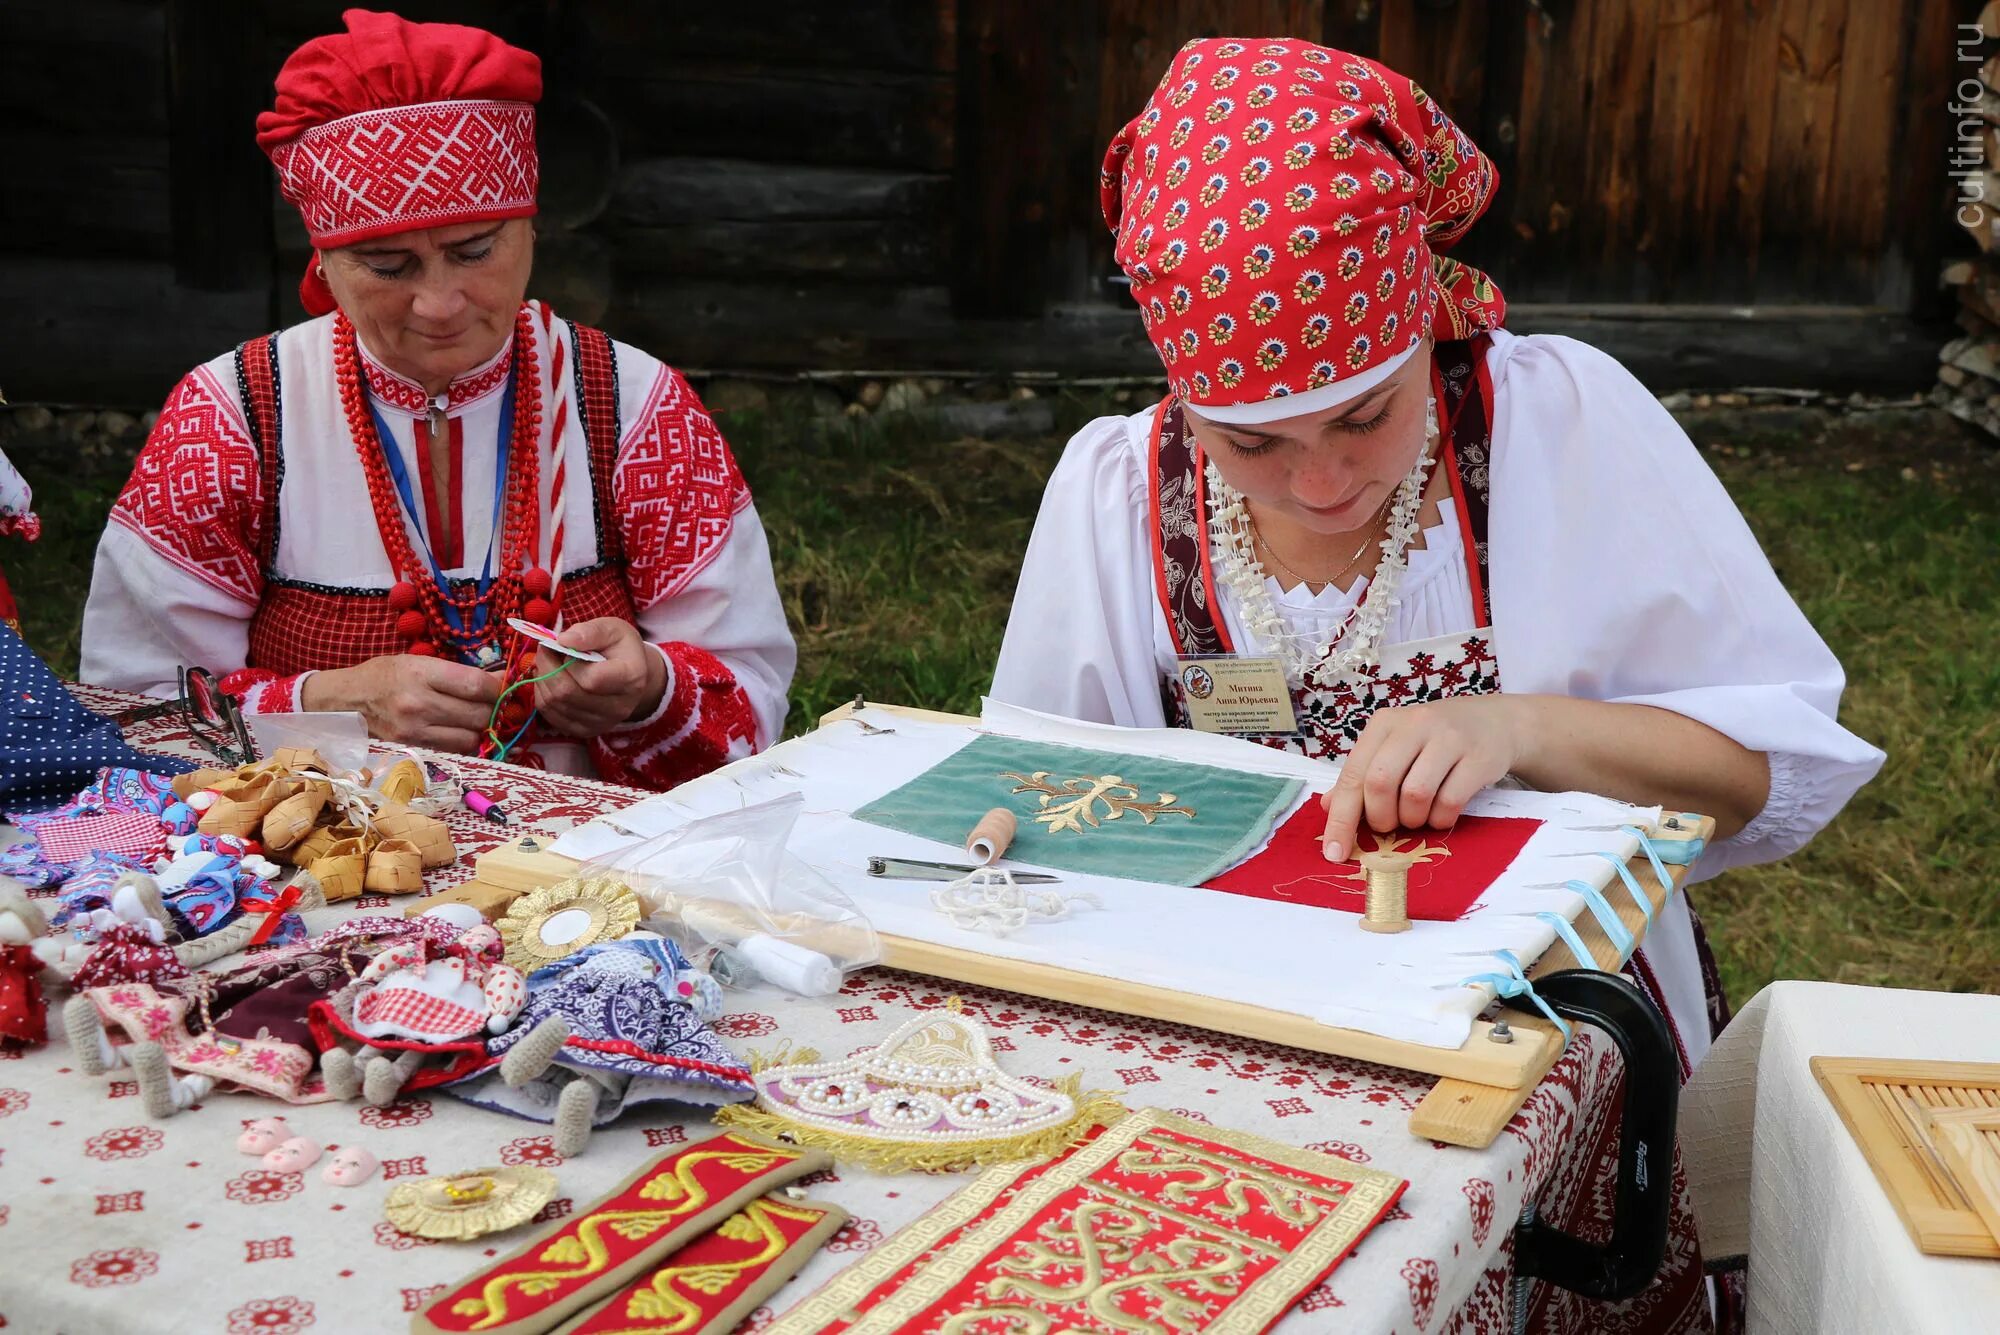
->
[[453, 923, 504, 965], [261, 1137, 321, 1172], [321, 1145, 378, 1187], [236, 1117, 294, 1156]]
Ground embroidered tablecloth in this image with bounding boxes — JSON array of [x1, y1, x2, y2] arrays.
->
[[0, 688, 1709, 1334]]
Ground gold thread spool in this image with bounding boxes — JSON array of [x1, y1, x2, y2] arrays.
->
[[1357, 851, 1414, 934]]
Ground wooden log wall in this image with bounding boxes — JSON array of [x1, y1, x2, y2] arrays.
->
[[0, 0, 1968, 404]]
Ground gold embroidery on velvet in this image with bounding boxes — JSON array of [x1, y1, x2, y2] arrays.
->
[[1001, 772, 1196, 834]]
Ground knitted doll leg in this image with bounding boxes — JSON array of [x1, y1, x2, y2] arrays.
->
[[553, 1078, 600, 1157], [363, 1049, 425, 1107], [500, 1015, 571, 1087], [320, 1048, 360, 1101], [64, 995, 123, 1076], [129, 1042, 181, 1119]]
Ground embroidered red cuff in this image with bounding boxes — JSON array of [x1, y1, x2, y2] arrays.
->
[[219, 667, 308, 716], [587, 642, 758, 791]]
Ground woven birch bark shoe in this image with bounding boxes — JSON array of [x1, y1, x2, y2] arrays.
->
[[362, 839, 425, 895], [261, 783, 331, 855], [372, 804, 455, 869], [198, 770, 283, 840]]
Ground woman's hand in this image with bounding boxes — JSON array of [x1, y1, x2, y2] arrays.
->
[[300, 654, 501, 753], [530, 618, 667, 740], [1318, 696, 1525, 861]]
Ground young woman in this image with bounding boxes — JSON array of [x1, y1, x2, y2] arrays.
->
[[993, 38, 1883, 1075]]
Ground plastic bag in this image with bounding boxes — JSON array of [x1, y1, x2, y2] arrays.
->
[[247, 711, 371, 777], [577, 793, 879, 996]]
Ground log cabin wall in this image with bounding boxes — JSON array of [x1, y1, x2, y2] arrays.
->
[[0, 0, 1966, 404]]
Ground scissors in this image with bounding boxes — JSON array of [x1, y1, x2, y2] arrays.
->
[[866, 857, 1062, 884]]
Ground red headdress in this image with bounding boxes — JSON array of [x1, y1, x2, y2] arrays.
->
[[1100, 38, 1504, 422], [257, 8, 542, 315]]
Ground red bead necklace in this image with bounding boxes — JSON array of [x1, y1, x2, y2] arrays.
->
[[335, 308, 547, 662]]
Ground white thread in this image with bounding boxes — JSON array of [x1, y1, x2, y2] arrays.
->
[[931, 869, 1101, 938], [95, 1027, 127, 1072]]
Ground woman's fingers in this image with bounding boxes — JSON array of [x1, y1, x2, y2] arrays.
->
[[1358, 722, 1427, 837], [1321, 718, 1392, 861], [1398, 738, 1462, 830]]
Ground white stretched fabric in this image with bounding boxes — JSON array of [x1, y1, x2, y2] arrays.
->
[[557, 705, 1662, 1051], [1679, 982, 2000, 1333]]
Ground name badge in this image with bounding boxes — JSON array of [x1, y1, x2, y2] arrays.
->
[[1175, 656, 1299, 736]]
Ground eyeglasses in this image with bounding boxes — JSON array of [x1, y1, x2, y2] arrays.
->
[[113, 667, 259, 767]]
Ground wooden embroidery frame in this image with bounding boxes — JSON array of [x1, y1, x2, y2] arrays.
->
[[470, 702, 1715, 1150]]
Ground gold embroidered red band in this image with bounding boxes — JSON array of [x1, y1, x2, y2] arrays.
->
[[415, 1131, 828, 1335], [553, 1195, 846, 1335], [768, 1108, 1405, 1335]]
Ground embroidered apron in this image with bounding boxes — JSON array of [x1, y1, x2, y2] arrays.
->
[[1152, 336, 1501, 761]]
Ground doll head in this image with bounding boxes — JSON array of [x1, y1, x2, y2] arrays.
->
[[261, 1137, 321, 1172], [0, 885, 48, 945], [236, 1116, 295, 1156], [321, 1144, 378, 1187]]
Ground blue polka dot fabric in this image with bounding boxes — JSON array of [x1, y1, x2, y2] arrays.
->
[[1, 624, 193, 813]]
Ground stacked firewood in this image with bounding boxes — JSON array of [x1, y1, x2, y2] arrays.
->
[[1938, 4, 2000, 436]]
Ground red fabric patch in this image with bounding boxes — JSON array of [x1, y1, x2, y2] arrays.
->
[[33, 812, 167, 865], [1202, 807, 1540, 922]]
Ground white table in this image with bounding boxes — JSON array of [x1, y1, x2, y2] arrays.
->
[[1680, 981, 2000, 1334]]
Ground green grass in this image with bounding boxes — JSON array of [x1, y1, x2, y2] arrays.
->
[[8, 393, 1996, 1004]]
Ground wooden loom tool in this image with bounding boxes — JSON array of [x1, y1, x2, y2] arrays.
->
[[468, 701, 1713, 1151]]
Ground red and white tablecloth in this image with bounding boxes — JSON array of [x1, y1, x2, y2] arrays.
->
[[0, 689, 1713, 1334]]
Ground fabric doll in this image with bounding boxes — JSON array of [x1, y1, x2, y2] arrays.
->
[[441, 933, 750, 1156], [63, 913, 461, 1119], [311, 912, 529, 1106], [0, 886, 49, 1047]]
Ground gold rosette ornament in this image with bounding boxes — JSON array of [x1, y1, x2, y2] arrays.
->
[[385, 1166, 558, 1241], [498, 877, 643, 971]]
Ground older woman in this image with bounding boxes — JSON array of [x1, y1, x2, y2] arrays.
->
[[80, 11, 793, 789], [994, 38, 1883, 1078]]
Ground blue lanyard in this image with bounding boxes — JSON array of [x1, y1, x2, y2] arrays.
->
[[367, 375, 514, 652]]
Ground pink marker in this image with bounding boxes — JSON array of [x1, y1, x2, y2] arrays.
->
[[463, 789, 508, 825]]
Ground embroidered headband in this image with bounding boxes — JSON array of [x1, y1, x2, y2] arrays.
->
[[1100, 37, 1506, 417], [256, 8, 542, 311]]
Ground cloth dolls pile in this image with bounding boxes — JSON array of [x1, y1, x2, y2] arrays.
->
[[176, 749, 455, 900]]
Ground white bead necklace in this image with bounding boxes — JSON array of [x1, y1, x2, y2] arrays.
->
[[1207, 395, 1440, 687]]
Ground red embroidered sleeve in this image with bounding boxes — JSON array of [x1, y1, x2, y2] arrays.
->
[[216, 668, 309, 716], [587, 643, 759, 791], [108, 367, 267, 604], [615, 368, 751, 610]]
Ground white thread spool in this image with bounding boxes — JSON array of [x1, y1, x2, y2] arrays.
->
[[1357, 851, 1414, 934], [728, 935, 842, 997], [965, 807, 1017, 865]]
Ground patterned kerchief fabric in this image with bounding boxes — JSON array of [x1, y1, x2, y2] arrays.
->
[[853, 735, 1303, 886], [1100, 37, 1505, 412]]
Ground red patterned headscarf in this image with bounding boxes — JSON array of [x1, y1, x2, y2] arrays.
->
[[1101, 38, 1504, 422], [256, 8, 542, 315]]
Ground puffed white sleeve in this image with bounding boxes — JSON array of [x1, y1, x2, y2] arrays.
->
[[992, 412, 1169, 728], [1484, 332, 1885, 875]]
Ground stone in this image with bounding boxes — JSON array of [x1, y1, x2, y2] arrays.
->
[[856, 380, 885, 409], [1010, 385, 1038, 400], [844, 402, 869, 418], [61, 410, 98, 440], [1691, 394, 1713, 410], [14, 405, 53, 433], [97, 410, 138, 438], [768, 382, 846, 421], [1713, 392, 1748, 407], [879, 379, 928, 415], [919, 377, 948, 397], [141, 410, 160, 432], [700, 378, 771, 416]]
